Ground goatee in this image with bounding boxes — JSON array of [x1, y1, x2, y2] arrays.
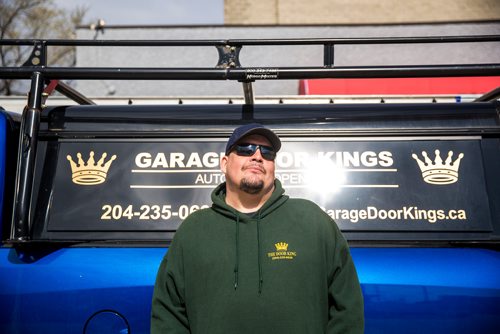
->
[[239, 178, 264, 194]]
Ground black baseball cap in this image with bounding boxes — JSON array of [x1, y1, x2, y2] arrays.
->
[[225, 123, 281, 155]]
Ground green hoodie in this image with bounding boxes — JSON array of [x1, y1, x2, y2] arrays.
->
[[151, 180, 364, 334]]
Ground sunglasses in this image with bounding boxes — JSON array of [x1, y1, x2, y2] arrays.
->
[[232, 143, 277, 161]]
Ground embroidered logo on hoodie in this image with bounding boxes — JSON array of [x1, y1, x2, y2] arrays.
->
[[267, 242, 297, 260]]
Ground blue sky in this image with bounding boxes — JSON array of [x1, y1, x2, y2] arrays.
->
[[54, 0, 224, 25]]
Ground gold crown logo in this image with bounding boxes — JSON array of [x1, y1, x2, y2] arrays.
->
[[67, 151, 117, 185], [275, 242, 288, 252], [412, 150, 464, 185]]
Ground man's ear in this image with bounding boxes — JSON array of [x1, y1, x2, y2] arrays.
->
[[220, 155, 228, 174]]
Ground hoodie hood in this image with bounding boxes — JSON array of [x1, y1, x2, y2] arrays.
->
[[210, 179, 289, 292]]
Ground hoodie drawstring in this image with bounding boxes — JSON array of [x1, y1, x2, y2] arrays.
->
[[234, 215, 240, 290], [233, 213, 263, 294], [257, 212, 263, 294]]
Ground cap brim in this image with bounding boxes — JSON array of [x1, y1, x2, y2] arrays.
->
[[236, 127, 281, 152]]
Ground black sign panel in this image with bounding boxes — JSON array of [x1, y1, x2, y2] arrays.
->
[[47, 138, 492, 233]]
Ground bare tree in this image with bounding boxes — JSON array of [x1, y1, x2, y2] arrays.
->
[[0, 0, 88, 95]]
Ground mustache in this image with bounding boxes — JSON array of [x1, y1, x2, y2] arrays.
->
[[243, 163, 265, 173]]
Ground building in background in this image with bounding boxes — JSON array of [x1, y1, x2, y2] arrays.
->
[[225, 0, 500, 25], [74, 23, 499, 98], [72, 0, 500, 98]]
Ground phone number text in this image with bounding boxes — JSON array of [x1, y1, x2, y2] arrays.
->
[[101, 204, 209, 221]]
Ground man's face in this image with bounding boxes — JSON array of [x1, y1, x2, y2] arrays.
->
[[221, 134, 276, 195]]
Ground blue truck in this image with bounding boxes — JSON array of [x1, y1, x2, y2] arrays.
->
[[1, 36, 499, 333]]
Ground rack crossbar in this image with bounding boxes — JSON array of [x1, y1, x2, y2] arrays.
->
[[1, 65, 499, 81]]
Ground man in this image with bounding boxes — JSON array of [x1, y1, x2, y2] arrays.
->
[[151, 123, 364, 334]]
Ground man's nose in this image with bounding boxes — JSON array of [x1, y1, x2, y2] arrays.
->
[[251, 147, 264, 161]]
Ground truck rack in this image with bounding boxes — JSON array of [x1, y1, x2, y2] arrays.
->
[[1, 35, 500, 104], [1, 35, 499, 242]]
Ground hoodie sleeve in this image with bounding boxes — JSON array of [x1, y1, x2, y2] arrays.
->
[[151, 239, 190, 334], [326, 223, 365, 334]]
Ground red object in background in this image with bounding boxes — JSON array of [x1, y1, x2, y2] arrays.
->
[[299, 77, 500, 95]]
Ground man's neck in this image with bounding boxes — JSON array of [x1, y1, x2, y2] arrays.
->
[[225, 185, 274, 213]]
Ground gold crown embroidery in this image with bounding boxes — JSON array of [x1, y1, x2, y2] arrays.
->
[[268, 242, 296, 261], [275, 242, 288, 251], [412, 150, 464, 185], [67, 151, 117, 185]]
